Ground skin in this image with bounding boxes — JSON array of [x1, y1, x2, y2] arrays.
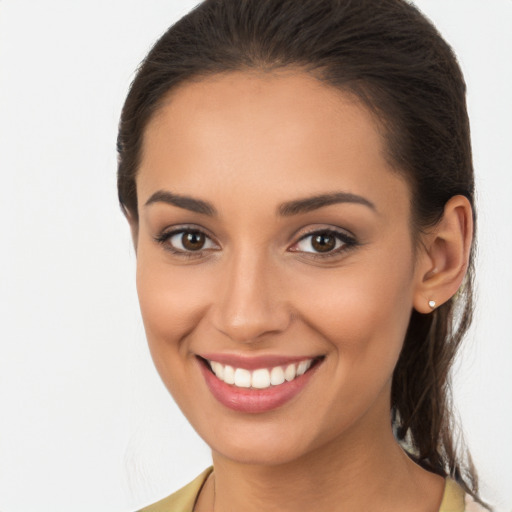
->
[[130, 70, 473, 512]]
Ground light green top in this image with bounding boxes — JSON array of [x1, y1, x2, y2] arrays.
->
[[138, 467, 484, 512]]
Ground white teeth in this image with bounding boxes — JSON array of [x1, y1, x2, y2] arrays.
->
[[234, 368, 251, 388], [270, 366, 285, 385], [223, 365, 235, 385], [251, 369, 271, 389], [207, 358, 316, 389], [210, 361, 224, 380], [284, 363, 297, 382], [297, 360, 311, 376]]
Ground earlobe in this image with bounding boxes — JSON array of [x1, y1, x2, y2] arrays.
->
[[413, 195, 473, 314]]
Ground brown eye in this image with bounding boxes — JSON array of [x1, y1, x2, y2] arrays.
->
[[182, 231, 205, 251], [311, 233, 336, 252], [289, 228, 356, 257], [160, 228, 219, 254]]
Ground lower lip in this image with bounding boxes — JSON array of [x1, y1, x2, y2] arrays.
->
[[198, 359, 321, 414]]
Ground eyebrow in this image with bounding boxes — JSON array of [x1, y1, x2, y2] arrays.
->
[[144, 190, 217, 216], [144, 189, 376, 217], [278, 192, 376, 216]]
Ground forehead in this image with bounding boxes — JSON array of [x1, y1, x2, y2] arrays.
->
[[137, 70, 410, 217]]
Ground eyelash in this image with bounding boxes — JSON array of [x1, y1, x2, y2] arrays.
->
[[154, 226, 358, 260], [289, 228, 358, 259], [153, 226, 219, 259]]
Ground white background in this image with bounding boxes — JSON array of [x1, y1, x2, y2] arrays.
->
[[0, 1, 510, 511]]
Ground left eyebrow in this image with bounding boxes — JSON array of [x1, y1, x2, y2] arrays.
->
[[278, 192, 376, 216]]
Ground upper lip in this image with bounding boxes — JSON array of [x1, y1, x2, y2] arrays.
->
[[197, 353, 324, 370]]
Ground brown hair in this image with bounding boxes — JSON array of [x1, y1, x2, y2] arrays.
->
[[117, 0, 486, 506]]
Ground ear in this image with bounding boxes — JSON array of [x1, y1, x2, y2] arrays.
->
[[413, 195, 473, 314], [124, 207, 139, 254]]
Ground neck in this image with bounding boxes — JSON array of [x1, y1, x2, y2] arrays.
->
[[202, 408, 444, 512]]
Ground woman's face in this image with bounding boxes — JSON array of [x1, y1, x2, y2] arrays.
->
[[134, 71, 423, 465]]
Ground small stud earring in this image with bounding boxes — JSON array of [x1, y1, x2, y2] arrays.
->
[[428, 300, 436, 309]]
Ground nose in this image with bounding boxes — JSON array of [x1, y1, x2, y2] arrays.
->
[[209, 250, 291, 344]]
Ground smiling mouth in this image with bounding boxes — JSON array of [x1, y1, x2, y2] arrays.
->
[[198, 356, 324, 390]]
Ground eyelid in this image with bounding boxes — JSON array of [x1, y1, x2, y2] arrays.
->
[[154, 224, 220, 256], [288, 226, 358, 257]]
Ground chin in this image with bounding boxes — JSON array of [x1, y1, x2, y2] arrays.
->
[[212, 436, 312, 467], [197, 415, 332, 467]]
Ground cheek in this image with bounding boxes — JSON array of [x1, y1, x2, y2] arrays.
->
[[290, 248, 415, 371], [135, 249, 209, 363], [135, 251, 211, 409], [282, 256, 415, 438]]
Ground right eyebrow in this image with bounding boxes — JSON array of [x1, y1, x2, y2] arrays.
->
[[144, 190, 217, 216]]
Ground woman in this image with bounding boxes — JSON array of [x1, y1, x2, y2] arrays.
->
[[117, 0, 490, 510]]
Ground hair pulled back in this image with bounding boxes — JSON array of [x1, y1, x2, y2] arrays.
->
[[117, 0, 483, 505]]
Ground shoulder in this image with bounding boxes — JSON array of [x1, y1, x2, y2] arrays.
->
[[439, 479, 488, 512], [137, 467, 213, 512]]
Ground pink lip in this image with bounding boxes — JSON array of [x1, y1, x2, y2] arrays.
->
[[197, 356, 323, 414]]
